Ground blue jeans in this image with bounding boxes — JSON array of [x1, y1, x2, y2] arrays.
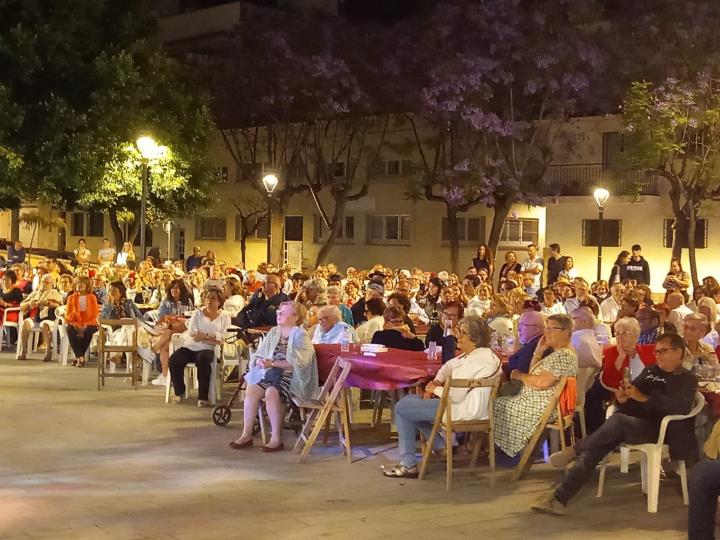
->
[[689, 459, 720, 540], [395, 395, 444, 467]]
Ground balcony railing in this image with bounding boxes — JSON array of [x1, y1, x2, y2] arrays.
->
[[544, 163, 659, 197]]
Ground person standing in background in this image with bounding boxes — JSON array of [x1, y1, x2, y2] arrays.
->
[[625, 244, 650, 286], [546, 243, 565, 286]]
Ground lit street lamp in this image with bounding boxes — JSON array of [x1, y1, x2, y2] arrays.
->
[[262, 173, 279, 263], [593, 187, 610, 281], [136, 136, 166, 258]]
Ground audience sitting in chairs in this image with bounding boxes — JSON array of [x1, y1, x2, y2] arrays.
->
[[100, 281, 145, 366], [17, 273, 63, 361], [168, 287, 230, 407], [532, 332, 698, 516], [0, 269, 23, 317], [493, 314, 578, 462], [151, 279, 194, 386], [230, 301, 319, 452], [382, 316, 501, 478], [64, 276, 100, 367]]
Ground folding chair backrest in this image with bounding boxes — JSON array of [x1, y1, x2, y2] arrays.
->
[[320, 357, 352, 405], [98, 318, 138, 347], [442, 376, 502, 425]]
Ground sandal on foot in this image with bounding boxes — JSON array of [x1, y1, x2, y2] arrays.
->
[[382, 464, 418, 479], [75, 359, 86, 367]]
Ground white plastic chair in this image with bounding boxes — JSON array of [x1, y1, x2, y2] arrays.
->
[[1, 307, 22, 352], [597, 392, 705, 512], [164, 333, 222, 405], [15, 319, 57, 359]]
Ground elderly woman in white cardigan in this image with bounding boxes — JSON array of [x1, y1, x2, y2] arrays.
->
[[383, 316, 501, 478], [230, 301, 319, 452]]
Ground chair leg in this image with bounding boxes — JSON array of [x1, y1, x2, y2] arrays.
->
[[297, 402, 334, 463], [597, 457, 607, 498], [293, 408, 319, 454], [639, 452, 648, 494], [488, 430, 496, 488], [579, 409, 587, 438], [679, 460, 689, 506], [645, 450, 662, 513], [620, 447, 630, 473], [340, 390, 353, 464], [322, 412, 332, 445], [418, 421, 443, 481], [445, 427, 454, 491]]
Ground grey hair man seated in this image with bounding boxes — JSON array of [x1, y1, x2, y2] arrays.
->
[[311, 305, 358, 345]]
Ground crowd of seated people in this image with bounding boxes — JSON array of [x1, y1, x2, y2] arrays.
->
[[4, 239, 720, 524]]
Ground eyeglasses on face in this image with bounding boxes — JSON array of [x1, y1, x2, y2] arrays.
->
[[545, 326, 565, 332], [655, 347, 679, 355]]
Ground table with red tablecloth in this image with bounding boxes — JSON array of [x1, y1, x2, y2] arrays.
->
[[702, 391, 720, 417], [314, 344, 441, 390]]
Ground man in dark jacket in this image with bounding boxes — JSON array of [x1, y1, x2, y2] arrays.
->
[[531, 332, 698, 515], [351, 280, 384, 326], [233, 273, 288, 328], [507, 310, 550, 373], [546, 243, 565, 286], [625, 244, 651, 285]]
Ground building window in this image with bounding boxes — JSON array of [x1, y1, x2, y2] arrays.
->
[[663, 219, 708, 249], [216, 166, 228, 183], [71, 212, 85, 236], [196, 217, 227, 240], [237, 162, 265, 182], [441, 216, 485, 243], [368, 215, 411, 243], [132, 227, 153, 247], [499, 218, 539, 245], [582, 219, 622, 247], [87, 213, 104, 237], [327, 162, 345, 178], [602, 132, 637, 169], [234, 214, 268, 241], [314, 215, 354, 243], [373, 159, 410, 176]]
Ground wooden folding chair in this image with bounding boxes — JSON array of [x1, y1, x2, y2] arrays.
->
[[97, 318, 140, 390], [293, 357, 353, 463], [512, 376, 571, 481], [418, 375, 502, 490]]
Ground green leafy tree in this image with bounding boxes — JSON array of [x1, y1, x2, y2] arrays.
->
[[0, 1, 216, 247], [622, 74, 720, 286]]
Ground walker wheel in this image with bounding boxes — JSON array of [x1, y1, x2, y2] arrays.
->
[[212, 405, 232, 426]]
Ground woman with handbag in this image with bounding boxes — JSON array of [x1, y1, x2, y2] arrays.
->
[[150, 279, 194, 386], [229, 301, 319, 452], [168, 287, 230, 407]]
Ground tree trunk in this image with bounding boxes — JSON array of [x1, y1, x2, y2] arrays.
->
[[487, 197, 513, 259], [446, 205, 460, 275], [671, 215, 686, 262], [315, 195, 347, 267], [27, 224, 37, 264], [126, 218, 141, 248], [240, 236, 247, 266], [687, 207, 699, 289], [270, 196, 288, 265], [109, 210, 125, 252]]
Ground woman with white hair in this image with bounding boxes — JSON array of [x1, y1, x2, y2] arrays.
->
[[599, 317, 655, 390], [326, 285, 353, 326], [311, 305, 358, 344]]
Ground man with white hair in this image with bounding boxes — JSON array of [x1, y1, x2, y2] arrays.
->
[[508, 310, 547, 373], [667, 291, 694, 336], [570, 307, 602, 369], [312, 305, 358, 345]]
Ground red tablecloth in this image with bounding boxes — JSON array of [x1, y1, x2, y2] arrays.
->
[[314, 344, 441, 391], [703, 391, 720, 417]]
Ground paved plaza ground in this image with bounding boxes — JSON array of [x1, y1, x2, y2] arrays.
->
[[0, 353, 693, 540]]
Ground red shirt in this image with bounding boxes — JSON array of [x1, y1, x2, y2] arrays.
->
[[600, 344, 656, 390]]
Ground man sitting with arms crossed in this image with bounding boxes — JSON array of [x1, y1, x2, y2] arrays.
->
[[234, 273, 288, 329], [507, 310, 548, 374], [531, 332, 698, 516]]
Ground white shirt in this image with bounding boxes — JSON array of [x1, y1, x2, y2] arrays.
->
[[704, 330, 719, 350], [432, 347, 501, 421], [541, 302, 566, 316], [487, 316, 514, 336], [182, 309, 231, 352], [520, 257, 544, 290], [571, 328, 602, 369], [466, 297, 491, 318], [594, 322, 613, 345], [668, 304, 694, 336], [599, 297, 621, 324], [312, 322, 359, 344], [356, 315, 385, 344], [408, 298, 430, 324], [223, 294, 246, 318]]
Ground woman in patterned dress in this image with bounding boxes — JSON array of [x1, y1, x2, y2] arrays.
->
[[230, 301, 319, 452], [494, 313, 577, 458]]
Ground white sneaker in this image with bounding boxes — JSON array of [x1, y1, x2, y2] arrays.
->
[[197, 400, 209, 407], [152, 374, 167, 386]]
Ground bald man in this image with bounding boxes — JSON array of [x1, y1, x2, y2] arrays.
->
[[667, 291, 694, 336], [507, 311, 548, 374]]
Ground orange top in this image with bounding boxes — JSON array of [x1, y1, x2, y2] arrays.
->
[[66, 292, 99, 328], [559, 377, 577, 417]]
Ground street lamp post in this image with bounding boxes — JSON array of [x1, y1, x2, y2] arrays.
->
[[262, 174, 279, 263], [136, 136, 166, 259], [163, 220, 173, 262], [593, 188, 610, 281]]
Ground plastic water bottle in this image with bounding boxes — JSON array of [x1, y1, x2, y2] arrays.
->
[[340, 326, 350, 353], [502, 333, 516, 355], [427, 340, 437, 360]]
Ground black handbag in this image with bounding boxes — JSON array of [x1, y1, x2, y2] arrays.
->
[[262, 367, 285, 384]]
